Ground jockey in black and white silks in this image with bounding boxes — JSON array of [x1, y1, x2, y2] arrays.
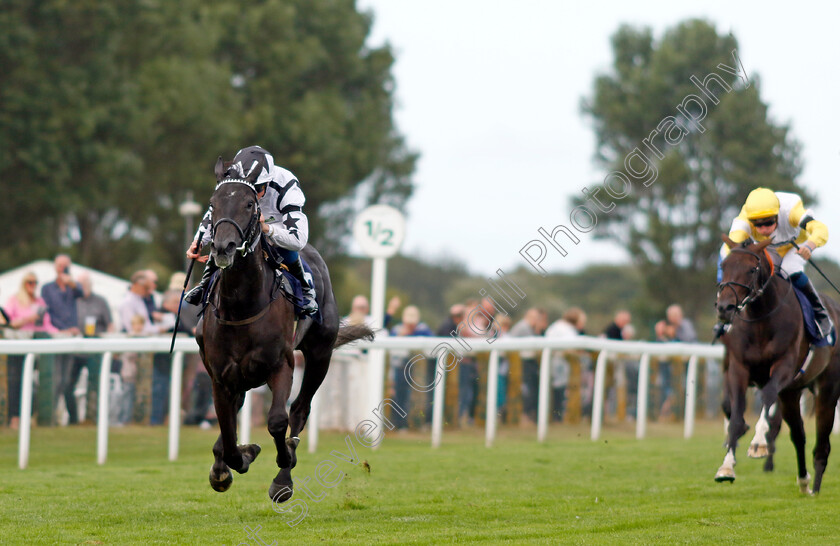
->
[[185, 145, 318, 316]]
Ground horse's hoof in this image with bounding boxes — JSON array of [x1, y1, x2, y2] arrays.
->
[[715, 467, 736, 483], [747, 444, 768, 459], [798, 473, 811, 494], [242, 443, 262, 464], [209, 469, 233, 492], [269, 481, 294, 503]]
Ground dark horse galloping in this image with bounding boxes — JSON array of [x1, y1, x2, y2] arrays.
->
[[714, 235, 840, 494], [197, 157, 374, 502]]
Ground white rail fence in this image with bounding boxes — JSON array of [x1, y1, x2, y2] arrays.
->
[[2, 336, 735, 469]]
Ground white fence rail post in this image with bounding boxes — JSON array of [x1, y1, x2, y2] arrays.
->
[[485, 350, 499, 448], [431, 355, 446, 449], [636, 354, 650, 439], [168, 351, 184, 461], [683, 356, 699, 439], [96, 352, 113, 465], [537, 348, 551, 443], [239, 390, 252, 446], [308, 389, 320, 454], [18, 353, 36, 470], [591, 351, 610, 441]]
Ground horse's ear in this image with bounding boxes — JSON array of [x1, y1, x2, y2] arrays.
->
[[722, 234, 737, 249], [756, 238, 773, 251], [245, 160, 261, 184], [214, 156, 225, 182]]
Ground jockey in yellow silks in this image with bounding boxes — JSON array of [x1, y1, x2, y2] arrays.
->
[[717, 187, 833, 343]]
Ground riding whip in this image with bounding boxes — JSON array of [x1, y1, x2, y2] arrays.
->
[[169, 258, 196, 354], [169, 222, 207, 353], [789, 240, 840, 297]]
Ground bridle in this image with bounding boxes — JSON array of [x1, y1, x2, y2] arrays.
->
[[717, 245, 790, 322], [210, 179, 261, 257]]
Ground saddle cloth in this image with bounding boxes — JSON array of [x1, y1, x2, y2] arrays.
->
[[792, 285, 834, 348]]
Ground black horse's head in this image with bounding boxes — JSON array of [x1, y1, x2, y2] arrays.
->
[[716, 235, 775, 322], [209, 156, 261, 269]]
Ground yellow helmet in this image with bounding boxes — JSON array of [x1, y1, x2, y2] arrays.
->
[[744, 188, 780, 220]]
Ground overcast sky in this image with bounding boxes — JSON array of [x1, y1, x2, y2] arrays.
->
[[353, 1, 840, 276]]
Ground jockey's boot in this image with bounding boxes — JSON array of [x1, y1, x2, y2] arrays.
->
[[793, 272, 835, 345], [184, 260, 218, 306], [287, 257, 318, 316]]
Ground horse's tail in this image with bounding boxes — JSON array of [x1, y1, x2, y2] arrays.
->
[[333, 323, 376, 349]]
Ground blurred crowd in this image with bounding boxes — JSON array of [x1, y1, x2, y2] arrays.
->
[[0, 254, 713, 433], [0, 254, 212, 430], [361, 293, 708, 433]]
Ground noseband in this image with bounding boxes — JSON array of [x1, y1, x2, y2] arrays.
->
[[211, 179, 261, 257]]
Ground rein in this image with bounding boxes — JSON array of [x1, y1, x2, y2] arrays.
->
[[717, 246, 791, 323]]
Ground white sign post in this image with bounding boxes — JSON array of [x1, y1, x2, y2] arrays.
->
[[353, 205, 405, 449]]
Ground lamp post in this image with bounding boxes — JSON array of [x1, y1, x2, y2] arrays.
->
[[179, 192, 202, 271]]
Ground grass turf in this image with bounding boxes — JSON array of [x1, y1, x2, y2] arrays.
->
[[1, 420, 840, 544]]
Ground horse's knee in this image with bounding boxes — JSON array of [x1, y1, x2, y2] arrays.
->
[[267, 413, 289, 438]]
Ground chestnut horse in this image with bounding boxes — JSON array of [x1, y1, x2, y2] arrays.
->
[[714, 236, 840, 494], [197, 157, 373, 502]]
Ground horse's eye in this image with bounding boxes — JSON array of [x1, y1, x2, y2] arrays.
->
[[247, 202, 253, 209]]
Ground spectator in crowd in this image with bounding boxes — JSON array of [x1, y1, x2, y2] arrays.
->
[[149, 289, 191, 425], [184, 358, 216, 428], [41, 254, 85, 425], [120, 271, 174, 335], [655, 304, 697, 420], [655, 304, 697, 343], [140, 269, 159, 321], [457, 299, 492, 427], [343, 294, 401, 331], [0, 289, 9, 327], [603, 310, 632, 340], [494, 313, 513, 420], [117, 271, 173, 425], [388, 305, 433, 430], [510, 307, 548, 424], [431, 304, 466, 425], [544, 307, 587, 422], [4, 272, 58, 429], [116, 314, 148, 425], [70, 272, 114, 423]]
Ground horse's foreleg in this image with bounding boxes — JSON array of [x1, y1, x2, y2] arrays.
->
[[266, 351, 295, 502], [208, 385, 261, 494], [748, 403, 776, 459], [209, 384, 241, 492], [717, 363, 748, 483], [763, 406, 783, 472], [779, 389, 810, 493]]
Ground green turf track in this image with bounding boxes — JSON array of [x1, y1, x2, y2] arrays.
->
[[2, 420, 840, 545]]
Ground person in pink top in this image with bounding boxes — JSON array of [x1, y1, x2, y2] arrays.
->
[[4, 272, 57, 430], [5, 272, 58, 333]]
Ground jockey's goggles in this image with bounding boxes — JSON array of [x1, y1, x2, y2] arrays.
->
[[751, 216, 778, 228]]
